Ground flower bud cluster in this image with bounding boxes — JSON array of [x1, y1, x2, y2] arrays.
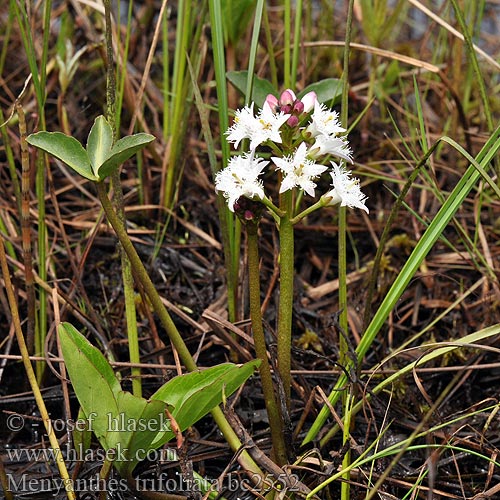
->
[[215, 88, 368, 218], [265, 89, 317, 127]]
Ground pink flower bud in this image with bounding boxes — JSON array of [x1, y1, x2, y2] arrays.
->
[[279, 89, 296, 106], [300, 91, 317, 113], [293, 101, 304, 114], [286, 115, 299, 127], [265, 94, 279, 112]]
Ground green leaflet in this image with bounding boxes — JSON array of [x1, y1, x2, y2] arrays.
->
[[86, 115, 113, 175], [97, 133, 156, 179], [26, 131, 97, 180], [298, 78, 343, 107], [150, 361, 259, 448]]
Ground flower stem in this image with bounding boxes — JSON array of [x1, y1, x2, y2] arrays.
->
[[260, 196, 285, 221], [290, 198, 325, 225], [277, 190, 294, 409], [95, 182, 263, 478], [246, 223, 288, 465]]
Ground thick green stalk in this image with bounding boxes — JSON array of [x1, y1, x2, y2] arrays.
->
[[277, 191, 294, 408], [262, 6, 278, 89], [95, 182, 263, 477], [339, 0, 355, 347], [0, 236, 75, 500], [247, 224, 287, 465]]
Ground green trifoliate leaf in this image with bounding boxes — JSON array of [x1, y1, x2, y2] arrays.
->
[[58, 321, 258, 475], [26, 131, 97, 181]]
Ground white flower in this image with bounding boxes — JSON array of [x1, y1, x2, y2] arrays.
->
[[323, 163, 368, 213], [272, 143, 327, 197], [310, 134, 353, 163], [225, 104, 256, 149], [307, 101, 346, 138], [215, 153, 268, 211], [226, 102, 290, 150]]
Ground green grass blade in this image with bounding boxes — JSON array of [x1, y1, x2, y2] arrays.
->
[[0, 1, 14, 76], [244, 0, 264, 104], [115, 0, 134, 132], [208, 0, 229, 167], [208, 0, 239, 323], [262, 5, 278, 89], [284, 0, 291, 88], [449, 0, 493, 132], [12, 0, 50, 380], [291, 0, 302, 86]]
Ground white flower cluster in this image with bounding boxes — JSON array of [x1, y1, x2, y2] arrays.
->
[[215, 89, 368, 216]]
